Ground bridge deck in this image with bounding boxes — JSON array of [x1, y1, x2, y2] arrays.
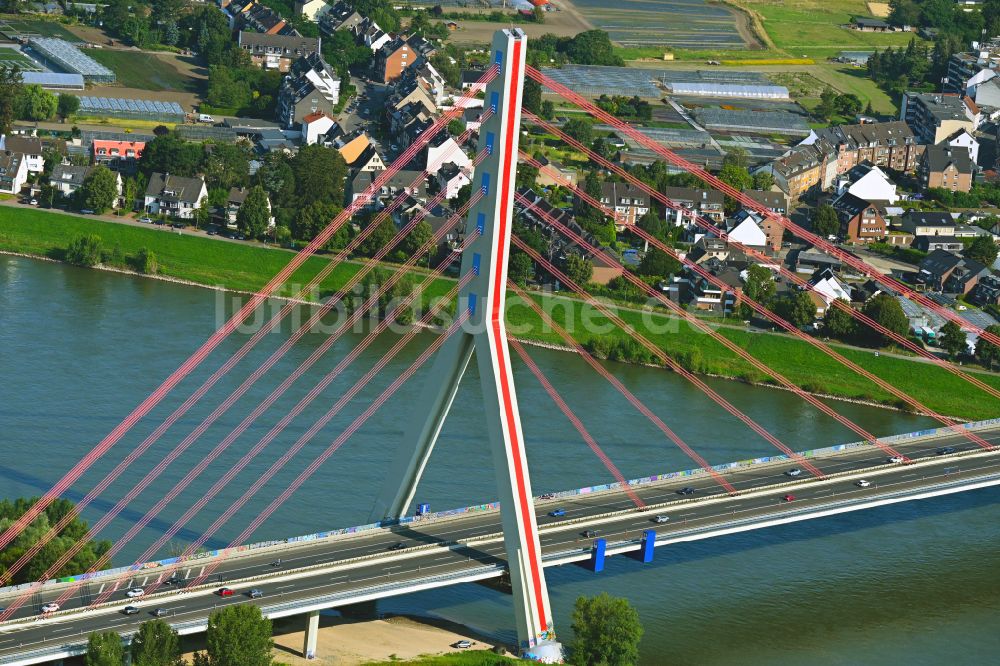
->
[[2, 425, 999, 665]]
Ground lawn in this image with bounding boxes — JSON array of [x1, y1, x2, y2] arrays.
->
[[86, 50, 201, 93], [4, 207, 1000, 421], [0, 16, 82, 42], [741, 0, 927, 59]]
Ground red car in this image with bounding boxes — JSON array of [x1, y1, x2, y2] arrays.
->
[[217, 587, 235, 597], [782, 494, 796, 502]]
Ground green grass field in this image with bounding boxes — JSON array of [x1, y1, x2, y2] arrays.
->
[[3, 206, 999, 421], [0, 47, 42, 71], [86, 50, 201, 92], [741, 0, 925, 59], [0, 17, 81, 42]]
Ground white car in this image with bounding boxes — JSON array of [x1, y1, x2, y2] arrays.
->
[[138, 216, 154, 223], [453, 640, 473, 649], [855, 479, 872, 488], [785, 468, 802, 477], [887, 456, 904, 464], [653, 515, 670, 524], [126, 588, 145, 598], [40, 602, 59, 613]]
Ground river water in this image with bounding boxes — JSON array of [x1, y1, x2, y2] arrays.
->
[[1, 255, 998, 664]]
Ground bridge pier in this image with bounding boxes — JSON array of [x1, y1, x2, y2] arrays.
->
[[303, 610, 319, 660]]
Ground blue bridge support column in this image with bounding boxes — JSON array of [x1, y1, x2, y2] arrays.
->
[[631, 529, 656, 563], [586, 538, 606, 572]]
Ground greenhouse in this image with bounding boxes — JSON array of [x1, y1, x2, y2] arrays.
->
[[28, 37, 115, 83], [694, 108, 811, 136], [77, 96, 186, 122], [667, 82, 789, 100]]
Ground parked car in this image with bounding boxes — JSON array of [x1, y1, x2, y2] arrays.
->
[[785, 468, 802, 477], [40, 602, 60, 613], [126, 588, 145, 598], [653, 515, 670, 524], [217, 587, 234, 597], [782, 494, 796, 502], [80, 208, 95, 215], [855, 479, 871, 488], [122, 605, 140, 615], [548, 508, 566, 517], [453, 640, 473, 649], [676, 487, 696, 495], [28, 198, 38, 206]]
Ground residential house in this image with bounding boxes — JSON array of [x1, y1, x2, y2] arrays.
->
[[435, 163, 472, 200], [901, 92, 976, 145], [834, 164, 899, 204], [143, 172, 208, 219], [681, 260, 743, 315], [373, 37, 417, 84], [809, 267, 852, 306], [795, 249, 842, 274], [726, 210, 768, 248], [226, 187, 274, 228], [917, 248, 989, 294], [92, 139, 145, 172], [425, 135, 471, 176], [687, 237, 731, 265], [336, 132, 371, 166], [317, 1, 364, 33], [385, 75, 438, 118], [763, 142, 833, 200], [240, 2, 295, 36], [277, 53, 341, 128], [534, 156, 578, 189], [945, 127, 980, 164], [913, 235, 965, 252], [0, 136, 43, 174], [50, 163, 122, 199], [301, 111, 338, 145], [294, 0, 333, 21], [900, 210, 957, 236], [0, 150, 28, 194], [741, 189, 787, 216], [662, 186, 725, 225], [969, 273, 1000, 307], [920, 145, 974, 192], [460, 69, 486, 89], [597, 181, 650, 228], [351, 169, 426, 207], [355, 18, 391, 52], [238, 31, 320, 72], [831, 192, 887, 243], [353, 144, 385, 172], [813, 120, 924, 174]]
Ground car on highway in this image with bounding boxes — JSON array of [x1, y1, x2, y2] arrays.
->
[[139, 216, 153, 223], [388, 542, 405, 550], [249, 588, 263, 599], [653, 515, 670, 524], [785, 468, 803, 477], [548, 508, 566, 517], [122, 605, 140, 615], [453, 640, 473, 649], [887, 456, 905, 464], [40, 602, 59, 613], [936, 446, 956, 455], [217, 587, 235, 597], [582, 529, 598, 538], [782, 494, 796, 502], [676, 487, 696, 495], [269, 559, 282, 567], [164, 576, 181, 586], [126, 588, 145, 598], [855, 479, 872, 488], [539, 493, 554, 499], [152, 608, 168, 617]]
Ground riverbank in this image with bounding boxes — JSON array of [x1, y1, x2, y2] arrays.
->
[[3, 207, 1000, 420]]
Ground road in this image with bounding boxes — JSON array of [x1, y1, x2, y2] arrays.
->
[[1, 425, 999, 663]]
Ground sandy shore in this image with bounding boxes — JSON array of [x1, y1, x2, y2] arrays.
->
[[180, 613, 507, 665]]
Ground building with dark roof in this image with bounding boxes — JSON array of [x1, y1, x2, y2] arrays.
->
[[901, 92, 975, 144], [814, 120, 924, 174], [920, 145, 974, 192], [662, 186, 725, 224], [143, 172, 208, 219], [596, 181, 650, 228], [277, 52, 341, 128], [918, 248, 989, 294], [831, 192, 886, 243], [238, 31, 319, 72]]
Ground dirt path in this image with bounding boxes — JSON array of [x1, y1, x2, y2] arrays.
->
[[447, 4, 592, 44]]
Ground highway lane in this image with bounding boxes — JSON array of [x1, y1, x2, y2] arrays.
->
[[1, 426, 997, 620], [1, 443, 999, 661]]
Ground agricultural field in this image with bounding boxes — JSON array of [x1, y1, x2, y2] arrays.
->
[[0, 45, 42, 71], [0, 17, 82, 42], [86, 50, 203, 93], [570, 0, 752, 50], [739, 0, 927, 59]]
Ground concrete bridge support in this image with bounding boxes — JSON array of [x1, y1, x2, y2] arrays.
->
[[303, 610, 319, 660]]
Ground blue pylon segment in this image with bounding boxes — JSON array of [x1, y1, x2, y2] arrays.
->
[[587, 538, 607, 572], [635, 529, 655, 563]]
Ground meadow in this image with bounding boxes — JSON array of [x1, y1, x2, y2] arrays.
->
[[86, 50, 202, 93]]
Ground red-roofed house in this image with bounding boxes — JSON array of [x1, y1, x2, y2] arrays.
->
[[93, 139, 145, 172]]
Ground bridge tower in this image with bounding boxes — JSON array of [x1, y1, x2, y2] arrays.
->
[[372, 29, 562, 661]]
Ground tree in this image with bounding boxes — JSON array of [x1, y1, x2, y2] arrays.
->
[[203, 604, 274, 666], [636, 247, 680, 279], [636, 209, 668, 243], [81, 166, 119, 214], [540, 99, 555, 120], [203, 142, 251, 190], [140, 133, 204, 177], [17, 84, 57, 121], [292, 200, 339, 242], [812, 204, 840, 239], [401, 219, 433, 261], [85, 631, 124, 666], [57, 93, 80, 120], [66, 234, 104, 267], [860, 293, 909, 346], [290, 144, 348, 208], [133, 247, 158, 275], [131, 619, 182, 666], [773, 291, 817, 328], [357, 215, 397, 257], [939, 320, 967, 358], [815, 87, 838, 122], [975, 324, 1000, 368], [509, 252, 533, 286], [823, 302, 856, 340], [718, 149, 752, 194], [740, 264, 775, 318], [752, 171, 774, 191], [965, 235, 999, 266], [565, 31, 623, 66], [569, 593, 643, 666], [563, 118, 594, 146], [0, 64, 22, 137], [523, 78, 542, 114], [236, 186, 271, 240], [564, 253, 594, 285]]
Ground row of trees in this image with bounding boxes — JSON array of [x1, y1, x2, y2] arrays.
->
[[85, 604, 273, 666], [0, 65, 81, 128], [65, 233, 159, 274], [527, 30, 623, 68]]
